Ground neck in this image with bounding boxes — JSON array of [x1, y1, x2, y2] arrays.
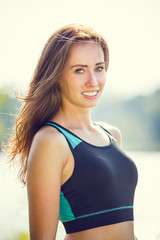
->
[[52, 105, 93, 129]]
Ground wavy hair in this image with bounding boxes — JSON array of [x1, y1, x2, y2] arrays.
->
[[2, 23, 109, 185]]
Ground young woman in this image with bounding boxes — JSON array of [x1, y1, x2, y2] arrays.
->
[[4, 24, 138, 240]]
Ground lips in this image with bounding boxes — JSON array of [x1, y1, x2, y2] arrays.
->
[[81, 90, 99, 97]]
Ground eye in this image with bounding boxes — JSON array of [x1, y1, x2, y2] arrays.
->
[[75, 68, 84, 74], [96, 66, 104, 72]]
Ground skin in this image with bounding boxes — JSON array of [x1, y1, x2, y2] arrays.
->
[[27, 42, 136, 240]]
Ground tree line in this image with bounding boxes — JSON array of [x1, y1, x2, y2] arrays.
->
[[92, 89, 160, 151]]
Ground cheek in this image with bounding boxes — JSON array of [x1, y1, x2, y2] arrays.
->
[[69, 76, 83, 88], [59, 81, 70, 96], [60, 77, 80, 94], [99, 74, 106, 87]]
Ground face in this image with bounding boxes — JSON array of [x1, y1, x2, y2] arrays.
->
[[60, 42, 106, 110]]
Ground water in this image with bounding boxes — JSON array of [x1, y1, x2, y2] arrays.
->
[[0, 151, 160, 240], [130, 151, 160, 240]]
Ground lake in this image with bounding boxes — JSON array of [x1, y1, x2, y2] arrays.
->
[[0, 151, 160, 240]]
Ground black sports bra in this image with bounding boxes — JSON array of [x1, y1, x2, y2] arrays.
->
[[44, 121, 138, 234]]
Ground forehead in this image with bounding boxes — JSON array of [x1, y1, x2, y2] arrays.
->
[[66, 42, 104, 64]]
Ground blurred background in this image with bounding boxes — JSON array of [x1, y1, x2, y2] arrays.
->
[[0, 0, 160, 239]]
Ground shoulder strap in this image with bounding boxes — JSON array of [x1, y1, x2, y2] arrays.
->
[[44, 122, 82, 149], [94, 122, 117, 143]]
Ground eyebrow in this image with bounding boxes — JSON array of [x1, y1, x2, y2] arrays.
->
[[71, 62, 105, 69]]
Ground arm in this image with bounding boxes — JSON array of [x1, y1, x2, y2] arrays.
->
[[27, 127, 67, 240]]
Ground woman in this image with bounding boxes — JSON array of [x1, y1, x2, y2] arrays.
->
[[4, 24, 138, 240]]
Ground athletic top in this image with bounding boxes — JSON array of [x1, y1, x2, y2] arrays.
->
[[44, 121, 138, 234]]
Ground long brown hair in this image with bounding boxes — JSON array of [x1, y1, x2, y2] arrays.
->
[[3, 23, 109, 185]]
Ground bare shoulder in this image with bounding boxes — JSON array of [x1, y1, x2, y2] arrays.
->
[[27, 125, 68, 171], [32, 125, 67, 149], [96, 121, 122, 146]]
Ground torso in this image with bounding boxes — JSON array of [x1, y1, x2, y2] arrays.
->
[[45, 121, 137, 240]]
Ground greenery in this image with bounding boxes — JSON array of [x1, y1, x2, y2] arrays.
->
[[0, 89, 21, 150], [91, 89, 160, 151], [0, 88, 160, 151]]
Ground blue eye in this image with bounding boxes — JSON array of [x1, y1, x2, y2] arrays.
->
[[75, 68, 84, 74], [96, 66, 104, 72]]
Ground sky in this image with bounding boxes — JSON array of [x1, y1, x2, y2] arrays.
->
[[0, 0, 160, 99]]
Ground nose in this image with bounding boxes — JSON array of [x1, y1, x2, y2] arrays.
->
[[85, 72, 98, 88]]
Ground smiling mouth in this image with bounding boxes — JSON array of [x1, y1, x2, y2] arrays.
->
[[81, 90, 99, 97]]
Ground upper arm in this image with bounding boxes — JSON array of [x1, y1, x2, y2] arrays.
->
[[27, 127, 67, 240], [97, 122, 122, 146]]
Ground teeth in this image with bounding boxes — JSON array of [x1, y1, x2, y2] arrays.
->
[[82, 91, 98, 96]]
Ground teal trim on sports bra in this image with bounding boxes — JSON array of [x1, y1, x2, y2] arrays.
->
[[45, 122, 82, 149], [75, 206, 133, 220], [59, 191, 75, 222]]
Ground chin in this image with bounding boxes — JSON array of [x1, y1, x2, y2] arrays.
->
[[84, 101, 99, 109]]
